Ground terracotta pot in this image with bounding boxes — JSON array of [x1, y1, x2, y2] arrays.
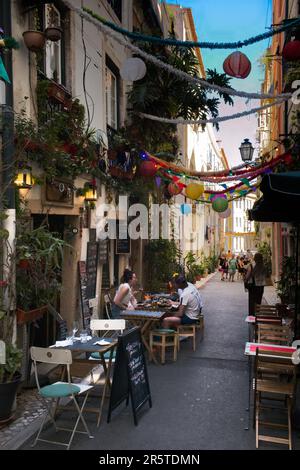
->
[[23, 30, 46, 52], [45, 26, 62, 42], [47, 81, 69, 105], [18, 259, 30, 270], [16, 306, 48, 325]]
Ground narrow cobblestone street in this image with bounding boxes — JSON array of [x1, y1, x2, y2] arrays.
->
[[19, 274, 300, 450]]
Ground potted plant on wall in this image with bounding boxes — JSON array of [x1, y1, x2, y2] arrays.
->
[[44, 4, 62, 42], [23, 7, 45, 52]]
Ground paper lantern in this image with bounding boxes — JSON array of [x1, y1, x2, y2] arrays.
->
[[282, 40, 300, 61], [168, 182, 182, 196], [219, 208, 231, 219], [120, 58, 147, 81], [180, 204, 192, 215], [85, 187, 97, 201], [185, 182, 204, 200], [139, 161, 157, 177], [15, 168, 33, 188], [223, 51, 251, 79], [212, 197, 228, 213]]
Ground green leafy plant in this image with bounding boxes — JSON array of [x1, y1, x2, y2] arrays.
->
[[276, 256, 298, 304], [16, 225, 66, 311], [257, 241, 272, 278], [144, 239, 182, 291], [184, 251, 205, 282]]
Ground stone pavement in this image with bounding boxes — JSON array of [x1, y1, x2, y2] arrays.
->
[[18, 273, 300, 451]]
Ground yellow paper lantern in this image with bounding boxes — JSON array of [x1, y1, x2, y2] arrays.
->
[[84, 187, 97, 201], [185, 182, 204, 200]]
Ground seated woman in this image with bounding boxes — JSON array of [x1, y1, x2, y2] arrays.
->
[[162, 274, 203, 329], [111, 269, 138, 319]]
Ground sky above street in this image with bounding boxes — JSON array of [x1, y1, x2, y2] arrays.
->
[[174, 0, 272, 165]]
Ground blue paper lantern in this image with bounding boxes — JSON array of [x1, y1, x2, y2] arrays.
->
[[180, 204, 192, 215]]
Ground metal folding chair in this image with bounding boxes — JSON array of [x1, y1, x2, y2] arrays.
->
[[89, 319, 126, 362], [30, 346, 94, 450]]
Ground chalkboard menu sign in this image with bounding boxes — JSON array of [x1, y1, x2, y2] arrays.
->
[[86, 241, 98, 299], [116, 221, 130, 254], [98, 239, 108, 264], [78, 261, 92, 328], [107, 327, 152, 426]]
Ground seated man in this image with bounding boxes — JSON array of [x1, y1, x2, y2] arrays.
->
[[162, 274, 203, 329]]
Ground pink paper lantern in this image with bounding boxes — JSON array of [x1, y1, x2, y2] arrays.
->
[[223, 51, 251, 79]]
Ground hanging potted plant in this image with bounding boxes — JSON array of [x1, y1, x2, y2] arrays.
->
[[23, 8, 45, 52], [44, 4, 62, 42]]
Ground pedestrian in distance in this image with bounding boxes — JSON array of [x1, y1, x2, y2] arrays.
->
[[228, 254, 237, 282], [218, 253, 226, 281], [244, 252, 267, 316]]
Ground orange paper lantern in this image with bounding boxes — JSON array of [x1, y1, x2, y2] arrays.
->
[[168, 182, 182, 196]]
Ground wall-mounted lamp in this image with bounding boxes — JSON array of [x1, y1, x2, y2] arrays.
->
[[84, 187, 97, 201], [15, 168, 33, 189]]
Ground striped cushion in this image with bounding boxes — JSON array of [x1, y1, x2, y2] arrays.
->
[[40, 382, 80, 398]]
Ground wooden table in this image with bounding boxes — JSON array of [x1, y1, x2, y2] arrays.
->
[[121, 310, 167, 364], [52, 336, 117, 427]]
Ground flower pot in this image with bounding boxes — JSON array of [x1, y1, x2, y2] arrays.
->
[[47, 81, 70, 105], [0, 373, 22, 422], [22, 30, 46, 52], [18, 259, 30, 270], [16, 306, 48, 325], [45, 26, 62, 42]]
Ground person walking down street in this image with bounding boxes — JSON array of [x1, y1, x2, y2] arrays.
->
[[228, 254, 237, 282], [223, 258, 229, 280], [219, 253, 227, 281], [244, 252, 267, 316], [162, 274, 203, 329], [237, 256, 245, 281], [111, 269, 138, 318]]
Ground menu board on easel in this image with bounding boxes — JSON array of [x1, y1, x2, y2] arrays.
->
[[86, 241, 98, 299], [78, 261, 92, 328]]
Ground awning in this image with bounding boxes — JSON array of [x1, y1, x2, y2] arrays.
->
[[248, 172, 300, 223]]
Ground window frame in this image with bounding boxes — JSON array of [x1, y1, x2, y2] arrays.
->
[[105, 55, 120, 132]]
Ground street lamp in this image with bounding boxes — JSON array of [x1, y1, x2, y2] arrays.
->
[[239, 138, 254, 163]]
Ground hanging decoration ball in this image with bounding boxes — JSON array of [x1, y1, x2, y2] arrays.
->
[[185, 182, 204, 200], [219, 208, 231, 219], [223, 51, 251, 79], [168, 182, 182, 196], [210, 193, 227, 201], [282, 40, 300, 61], [212, 197, 229, 213], [180, 204, 192, 215], [139, 160, 157, 177], [284, 153, 294, 165], [120, 57, 147, 81]]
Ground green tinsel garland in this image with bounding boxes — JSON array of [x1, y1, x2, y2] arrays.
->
[[83, 7, 300, 50]]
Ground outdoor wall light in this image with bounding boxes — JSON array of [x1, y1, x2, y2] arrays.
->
[[15, 168, 33, 188], [239, 138, 254, 163], [84, 187, 97, 201]]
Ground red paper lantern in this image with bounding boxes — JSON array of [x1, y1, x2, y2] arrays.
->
[[282, 40, 300, 61], [139, 161, 157, 177], [223, 51, 251, 79], [168, 182, 182, 196], [284, 153, 293, 165]]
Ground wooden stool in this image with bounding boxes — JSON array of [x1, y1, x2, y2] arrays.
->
[[177, 324, 197, 352], [149, 329, 178, 364]]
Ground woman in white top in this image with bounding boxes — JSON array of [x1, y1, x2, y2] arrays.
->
[[111, 269, 138, 318]]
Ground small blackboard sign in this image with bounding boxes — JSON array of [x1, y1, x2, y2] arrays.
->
[[57, 319, 68, 340], [86, 241, 98, 299], [98, 239, 108, 264], [107, 327, 152, 425], [116, 237, 131, 255], [78, 261, 92, 328]]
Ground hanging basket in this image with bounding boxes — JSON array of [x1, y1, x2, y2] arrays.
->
[[45, 26, 62, 42], [22, 30, 46, 52]]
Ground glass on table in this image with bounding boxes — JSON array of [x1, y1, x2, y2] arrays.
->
[[80, 329, 88, 343], [72, 320, 79, 340]]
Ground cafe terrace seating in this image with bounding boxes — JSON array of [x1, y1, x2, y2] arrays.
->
[[30, 346, 94, 450], [253, 348, 296, 449]]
